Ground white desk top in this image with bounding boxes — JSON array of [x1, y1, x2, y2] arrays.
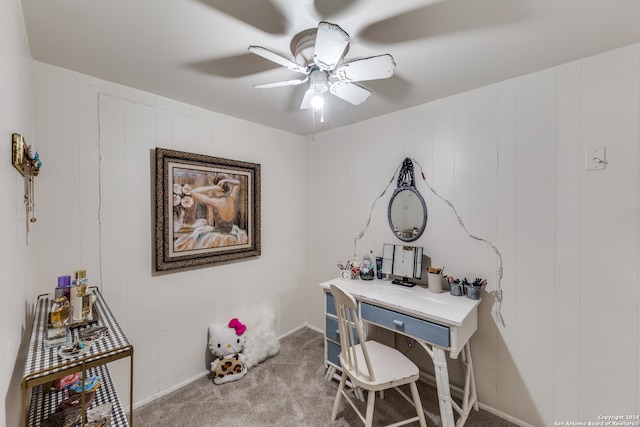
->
[[319, 278, 480, 327]]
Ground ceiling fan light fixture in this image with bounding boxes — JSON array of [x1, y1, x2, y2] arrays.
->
[[249, 21, 396, 114], [311, 93, 324, 110], [309, 69, 329, 93]]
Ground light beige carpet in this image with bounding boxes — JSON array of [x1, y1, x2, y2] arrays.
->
[[133, 327, 516, 426]]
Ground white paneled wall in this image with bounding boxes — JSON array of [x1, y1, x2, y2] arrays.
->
[[32, 64, 309, 408], [28, 38, 640, 426], [308, 44, 640, 426], [580, 46, 639, 418], [1, 0, 34, 425]]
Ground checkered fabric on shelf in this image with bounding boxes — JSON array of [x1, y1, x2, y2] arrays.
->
[[28, 364, 128, 427], [24, 288, 131, 381], [23, 288, 132, 427]]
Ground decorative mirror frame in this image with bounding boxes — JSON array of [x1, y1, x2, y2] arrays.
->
[[387, 158, 427, 242]]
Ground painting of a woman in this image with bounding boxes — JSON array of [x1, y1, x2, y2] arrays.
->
[[155, 148, 260, 271], [172, 172, 249, 252]]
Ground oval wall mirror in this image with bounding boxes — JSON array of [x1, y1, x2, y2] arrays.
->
[[388, 158, 427, 242]]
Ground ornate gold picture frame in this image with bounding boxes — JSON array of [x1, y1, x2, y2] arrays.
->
[[155, 148, 261, 271]]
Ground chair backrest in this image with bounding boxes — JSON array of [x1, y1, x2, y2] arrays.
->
[[330, 284, 375, 382]]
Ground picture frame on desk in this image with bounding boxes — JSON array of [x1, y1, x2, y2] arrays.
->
[[155, 148, 261, 271]]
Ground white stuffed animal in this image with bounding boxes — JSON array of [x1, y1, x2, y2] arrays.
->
[[241, 306, 280, 370], [209, 318, 247, 385]]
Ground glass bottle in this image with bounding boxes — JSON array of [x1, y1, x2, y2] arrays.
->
[[71, 270, 88, 322], [57, 275, 71, 300], [81, 288, 93, 320], [50, 295, 70, 327], [360, 251, 375, 280]]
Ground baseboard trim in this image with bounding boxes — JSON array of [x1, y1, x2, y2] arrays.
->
[[133, 325, 534, 427], [132, 324, 321, 411], [130, 370, 210, 411], [279, 322, 322, 339], [418, 372, 533, 427]]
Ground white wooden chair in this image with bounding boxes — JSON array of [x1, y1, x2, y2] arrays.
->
[[330, 284, 428, 427]]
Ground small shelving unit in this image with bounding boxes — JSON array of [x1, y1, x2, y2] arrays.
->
[[21, 287, 134, 427]]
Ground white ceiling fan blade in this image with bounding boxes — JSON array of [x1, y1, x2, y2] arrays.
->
[[248, 46, 309, 74], [300, 89, 313, 110], [254, 77, 308, 89], [334, 54, 396, 82], [313, 21, 350, 71], [330, 81, 371, 105]]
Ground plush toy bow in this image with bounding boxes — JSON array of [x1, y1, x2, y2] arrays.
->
[[228, 318, 246, 336]]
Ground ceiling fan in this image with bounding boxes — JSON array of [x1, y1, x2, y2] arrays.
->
[[248, 21, 396, 110]]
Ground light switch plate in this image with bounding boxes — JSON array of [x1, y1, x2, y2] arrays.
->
[[585, 147, 606, 170]]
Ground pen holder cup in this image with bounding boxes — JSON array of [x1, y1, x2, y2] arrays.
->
[[465, 285, 482, 300], [449, 282, 464, 296], [427, 273, 443, 294], [340, 269, 351, 280]]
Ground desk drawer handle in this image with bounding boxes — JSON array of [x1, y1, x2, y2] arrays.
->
[[393, 319, 404, 328]]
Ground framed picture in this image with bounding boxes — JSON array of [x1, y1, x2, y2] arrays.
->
[[155, 148, 261, 271], [12, 133, 26, 176]]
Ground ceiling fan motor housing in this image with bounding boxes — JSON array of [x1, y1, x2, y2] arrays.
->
[[309, 69, 329, 94]]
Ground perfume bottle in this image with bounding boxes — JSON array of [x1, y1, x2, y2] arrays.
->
[[57, 275, 71, 301], [71, 270, 88, 322], [50, 295, 70, 327], [80, 287, 93, 320]]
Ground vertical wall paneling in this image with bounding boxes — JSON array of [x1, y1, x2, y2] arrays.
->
[[121, 101, 156, 345], [468, 86, 499, 409], [452, 93, 471, 287], [125, 101, 161, 401], [1, 0, 34, 423], [495, 79, 519, 417], [638, 45, 640, 421], [29, 40, 640, 424], [579, 45, 639, 419], [96, 95, 134, 403], [78, 76, 102, 279], [553, 60, 582, 420], [35, 67, 84, 279], [155, 109, 178, 394], [430, 97, 456, 270], [637, 45, 640, 418], [97, 96, 129, 326], [36, 63, 309, 407], [515, 69, 557, 426], [163, 112, 208, 385], [411, 103, 435, 256], [310, 44, 640, 425]]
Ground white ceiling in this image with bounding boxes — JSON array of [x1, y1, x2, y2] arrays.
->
[[21, 0, 640, 136]]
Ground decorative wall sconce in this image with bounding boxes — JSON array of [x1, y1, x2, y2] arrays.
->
[[12, 133, 42, 241]]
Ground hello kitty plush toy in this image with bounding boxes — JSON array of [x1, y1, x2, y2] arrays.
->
[[209, 318, 247, 384]]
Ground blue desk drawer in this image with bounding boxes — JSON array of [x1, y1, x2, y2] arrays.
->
[[327, 340, 341, 367], [326, 292, 336, 316], [361, 303, 450, 348], [325, 316, 359, 344], [326, 316, 339, 342]]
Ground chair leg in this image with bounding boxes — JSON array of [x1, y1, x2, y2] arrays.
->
[[331, 371, 348, 421], [365, 389, 376, 427], [410, 381, 428, 427]]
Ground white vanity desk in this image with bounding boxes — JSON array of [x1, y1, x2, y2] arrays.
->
[[319, 277, 480, 427]]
